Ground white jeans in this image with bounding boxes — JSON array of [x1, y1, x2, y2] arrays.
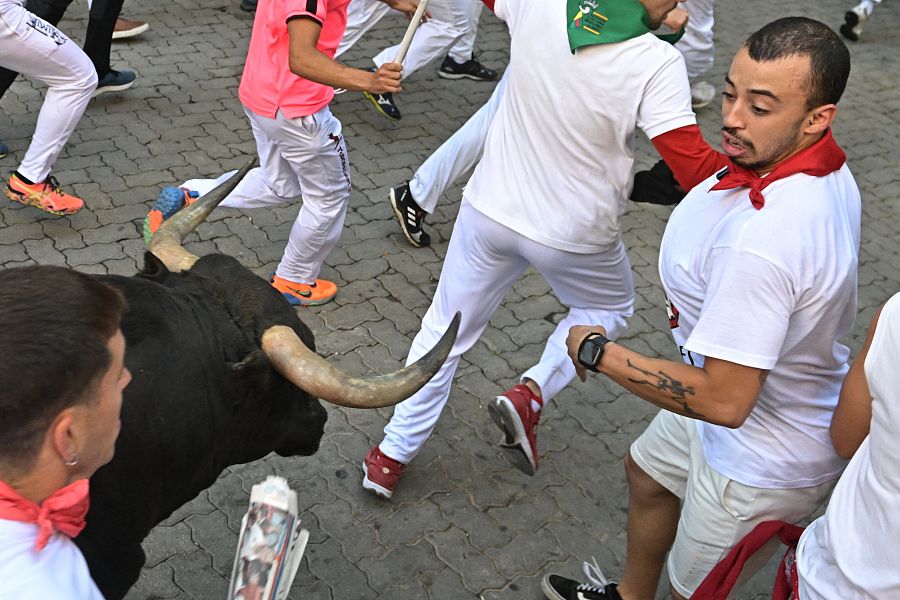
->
[[676, 0, 715, 81], [337, 0, 478, 78], [380, 201, 634, 463], [410, 69, 506, 212], [182, 106, 351, 284], [0, 0, 96, 182]]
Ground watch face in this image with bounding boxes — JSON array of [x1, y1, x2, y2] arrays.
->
[[578, 336, 603, 370]]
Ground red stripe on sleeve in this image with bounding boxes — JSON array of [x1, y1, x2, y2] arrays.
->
[[651, 124, 730, 191]]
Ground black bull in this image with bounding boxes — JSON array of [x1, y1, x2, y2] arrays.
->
[[72, 164, 459, 599]]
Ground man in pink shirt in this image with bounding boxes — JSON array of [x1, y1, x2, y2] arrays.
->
[[147, 0, 419, 305]]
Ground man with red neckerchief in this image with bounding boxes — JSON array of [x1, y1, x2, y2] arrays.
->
[[0, 267, 131, 599], [547, 17, 859, 600]]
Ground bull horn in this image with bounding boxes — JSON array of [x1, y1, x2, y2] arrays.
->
[[260, 312, 461, 409], [148, 159, 256, 272]]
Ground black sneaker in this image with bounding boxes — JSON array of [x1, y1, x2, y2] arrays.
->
[[389, 182, 431, 247], [240, 0, 257, 10], [0, 141, 7, 159], [92, 68, 136, 97], [438, 55, 498, 81], [840, 6, 865, 41], [541, 558, 622, 600], [363, 91, 402, 121]]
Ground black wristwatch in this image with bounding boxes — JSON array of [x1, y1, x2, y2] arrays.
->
[[577, 333, 609, 372]]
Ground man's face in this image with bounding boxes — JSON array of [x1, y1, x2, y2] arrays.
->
[[77, 330, 131, 476], [720, 47, 815, 173], [640, 0, 685, 29]]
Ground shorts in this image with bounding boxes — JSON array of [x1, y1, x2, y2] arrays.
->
[[630, 410, 835, 597]]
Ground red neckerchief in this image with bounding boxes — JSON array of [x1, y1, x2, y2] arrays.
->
[[0, 479, 90, 551], [710, 129, 846, 210]]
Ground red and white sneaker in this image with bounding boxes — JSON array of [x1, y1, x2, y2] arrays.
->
[[362, 445, 405, 499], [488, 384, 543, 475]]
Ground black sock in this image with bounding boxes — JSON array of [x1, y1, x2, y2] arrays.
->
[[13, 171, 35, 185]]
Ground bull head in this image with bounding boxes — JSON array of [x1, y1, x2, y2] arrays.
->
[[148, 160, 459, 409]]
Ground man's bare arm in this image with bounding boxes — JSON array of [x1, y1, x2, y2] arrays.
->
[[287, 17, 402, 93], [567, 325, 767, 428]]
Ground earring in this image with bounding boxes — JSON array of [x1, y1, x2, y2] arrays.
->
[[64, 453, 80, 467]]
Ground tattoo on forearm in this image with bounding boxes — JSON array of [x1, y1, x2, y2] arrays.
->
[[625, 358, 706, 418], [758, 371, 769, 385]]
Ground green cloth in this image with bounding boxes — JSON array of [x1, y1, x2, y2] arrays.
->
[[567, 0, 683, 53]]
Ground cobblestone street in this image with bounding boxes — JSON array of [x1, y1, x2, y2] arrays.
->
[[1, 0, 897, 598]]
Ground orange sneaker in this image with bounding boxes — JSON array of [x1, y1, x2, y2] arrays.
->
[[271, 275, 337, 306], [5, 173, 84, 215]]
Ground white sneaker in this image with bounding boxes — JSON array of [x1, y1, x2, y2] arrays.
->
[[690, 81, 717, 109]]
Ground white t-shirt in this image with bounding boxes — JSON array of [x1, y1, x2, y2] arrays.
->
[[658, 165, 860, 488], [0, 519, 105, 600], [464, 0, 696, 254], [797, 292, 900, 599]]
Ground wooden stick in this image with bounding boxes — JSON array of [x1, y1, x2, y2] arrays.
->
[[394, 0, 431, 64]]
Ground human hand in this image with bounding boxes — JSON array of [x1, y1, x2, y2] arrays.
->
[[368, 62, 402, 94], [384, 0, 430, 22], [566, 324, 608, 382], [661, 7, 688, 33]]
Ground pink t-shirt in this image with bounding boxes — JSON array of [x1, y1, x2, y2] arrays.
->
[[239, 0, 351, 119]]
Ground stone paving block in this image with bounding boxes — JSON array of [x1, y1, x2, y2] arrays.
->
[[123, 562, 181, 600], [305, 537, 378, 600], [142, 522, 198, 570], [185, 509, 238, 577], [167, 549, 229, 599]]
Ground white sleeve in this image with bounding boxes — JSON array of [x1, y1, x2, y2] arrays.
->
[[637, 48, 697, 140], [685, 248, 795, 370], [494, 0, 519, 30]]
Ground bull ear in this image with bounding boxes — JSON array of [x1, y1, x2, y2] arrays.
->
[[141, 251, 171, 278]]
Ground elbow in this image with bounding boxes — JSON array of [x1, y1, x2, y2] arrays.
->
[[711, 403, 753, 429], [833, 444, 855, 461], [830, 427, 860, 460], [289, 60, 306, 79], [288, 52, 312, 79]]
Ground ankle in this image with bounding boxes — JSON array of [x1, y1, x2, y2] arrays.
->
[[12, 171, 35, 185], [615, 581, 655, 600], [522, 378, 543, 400]]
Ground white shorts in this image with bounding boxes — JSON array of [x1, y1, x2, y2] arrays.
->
[[630, 410, 835, 597]]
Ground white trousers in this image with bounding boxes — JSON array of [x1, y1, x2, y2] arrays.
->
[[0, 0, 96, 182], [337, 0, 480, 77], [410, 68, 506, 212], [381, 201, 634, 463], [182, 106, 351, 284], [676, 0, 715, 81]]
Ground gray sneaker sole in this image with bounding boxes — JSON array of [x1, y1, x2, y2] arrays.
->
[[437, 70, 497, 82], [361, 460, 393, 499], [488, 396, 537, 476]]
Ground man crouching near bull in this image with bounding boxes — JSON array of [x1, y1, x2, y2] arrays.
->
[[143, 0, 423, 307], [0, 266, 131, 598]]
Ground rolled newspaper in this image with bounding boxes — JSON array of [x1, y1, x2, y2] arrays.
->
[[228, 476, 309, 600], [393, 0, 431, 64]]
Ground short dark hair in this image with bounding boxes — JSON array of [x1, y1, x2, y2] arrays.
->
[[0, 267, 126, 471], [744, 17, 851, 109]]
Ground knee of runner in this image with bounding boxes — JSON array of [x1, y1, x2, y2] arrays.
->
[[76, 68, 99, 95], [624, 451, 670, 500]]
